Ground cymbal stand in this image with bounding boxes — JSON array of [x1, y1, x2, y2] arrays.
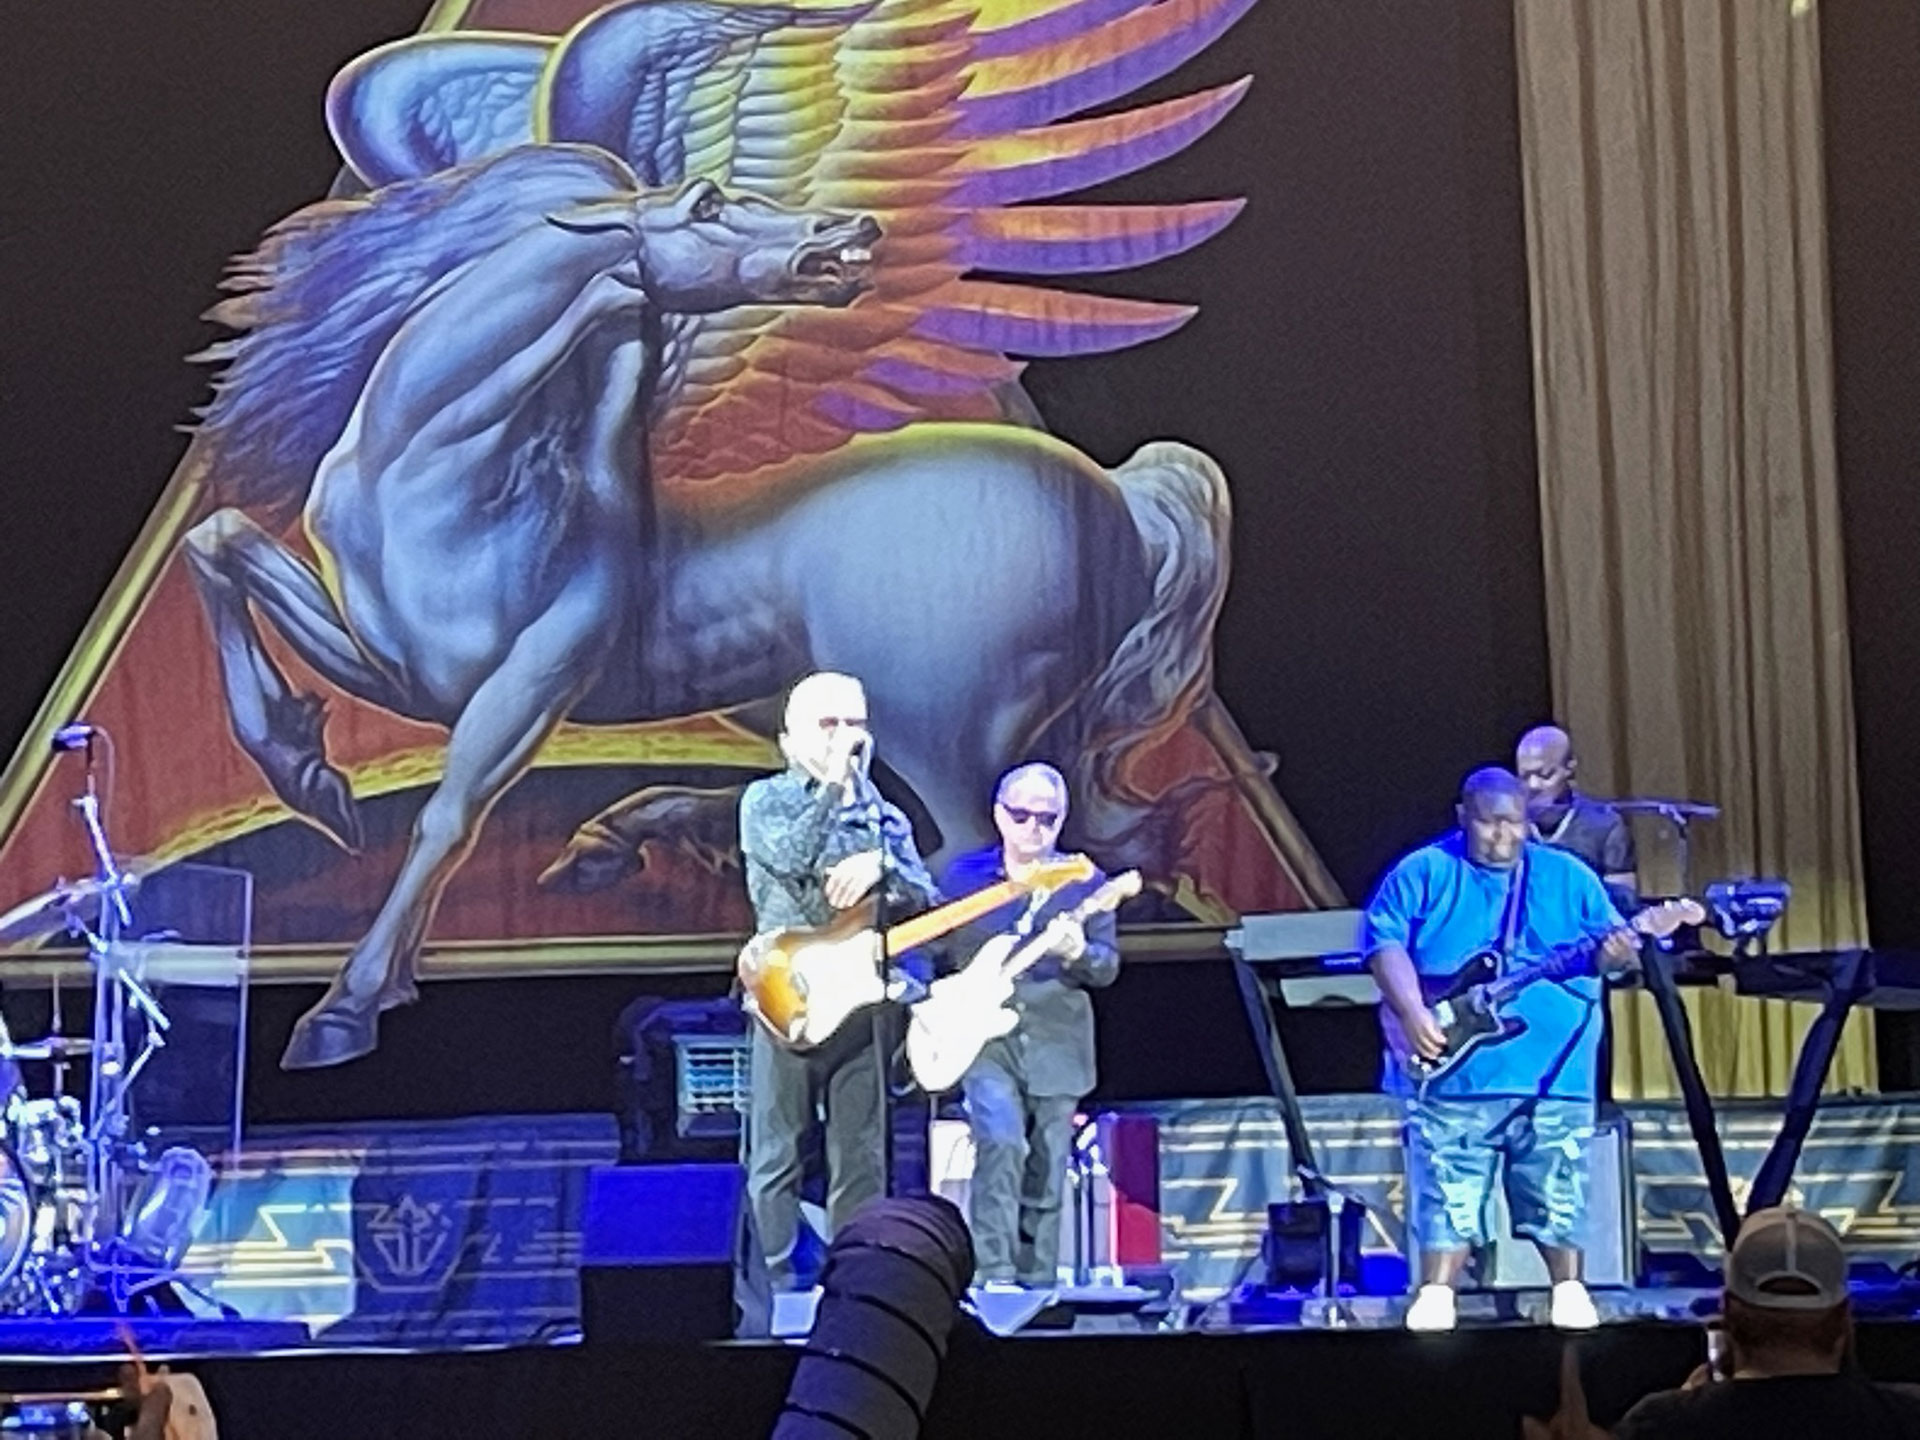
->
[[64, 731, 168, 1293]]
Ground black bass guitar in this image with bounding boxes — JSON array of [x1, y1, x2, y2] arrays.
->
[[1392, 897, 1704, 1085]]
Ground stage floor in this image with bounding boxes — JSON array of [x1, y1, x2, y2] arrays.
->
[[12, 1315, 1920, 1440], [0, 1282, 1728, 1364]]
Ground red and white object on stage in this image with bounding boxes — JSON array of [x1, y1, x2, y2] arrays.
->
[[1097, 1113, 1162, 1269], [930, 1112, 1162, 1281]]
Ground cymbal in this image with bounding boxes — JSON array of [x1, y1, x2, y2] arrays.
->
[[0, 874, 138, 947], [1607, 797, 1722, 820], [0, 1035, 93, 1061]]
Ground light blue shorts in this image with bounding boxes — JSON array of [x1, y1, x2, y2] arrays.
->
[[1406, 1094, 1592, 1252]]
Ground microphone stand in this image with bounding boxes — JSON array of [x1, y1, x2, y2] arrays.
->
[[849, 756, 935, 1200], [851, 765, 905, 1199]]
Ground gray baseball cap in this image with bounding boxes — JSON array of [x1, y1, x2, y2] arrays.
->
[[1727, 1206, 1849, 1310]]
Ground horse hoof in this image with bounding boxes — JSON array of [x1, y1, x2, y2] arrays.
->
[[536, 822, 636, 894], [281, 1001, 379, 1070], [301, 763, 365, 854]]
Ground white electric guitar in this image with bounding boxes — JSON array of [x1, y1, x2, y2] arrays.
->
[[906, 869, 1141, 1093]]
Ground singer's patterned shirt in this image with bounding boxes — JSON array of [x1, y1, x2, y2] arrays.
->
[[737, 764, 940, 932]]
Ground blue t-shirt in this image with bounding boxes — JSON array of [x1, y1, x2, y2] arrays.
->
[[1362, 835, 1623, 1099]]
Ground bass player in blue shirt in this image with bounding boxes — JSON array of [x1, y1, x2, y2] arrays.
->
[[1364, 766, 1637, 1334]]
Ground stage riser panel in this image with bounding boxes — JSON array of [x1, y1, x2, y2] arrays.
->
[[1122, 1094, 1920, 1297]]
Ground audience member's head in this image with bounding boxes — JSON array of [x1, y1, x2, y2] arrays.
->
[[1722, 1207, 1852, 1376]]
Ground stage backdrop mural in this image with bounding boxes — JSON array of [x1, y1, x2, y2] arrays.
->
[[0, 0, 1340, 1070]]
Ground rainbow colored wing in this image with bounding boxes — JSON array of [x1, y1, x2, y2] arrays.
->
[[324, 0, 1256, 499], [533, 0, 1255, 499]]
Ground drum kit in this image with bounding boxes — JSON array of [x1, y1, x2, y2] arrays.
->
[[0, 729, 215, 1316]]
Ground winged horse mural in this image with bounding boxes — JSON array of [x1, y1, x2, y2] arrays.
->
[[0, 0, 1342, 1069]]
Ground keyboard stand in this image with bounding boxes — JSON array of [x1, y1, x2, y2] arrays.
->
[[1733, 947, 1878, 1214], [1632, 945, 1742, 1246]]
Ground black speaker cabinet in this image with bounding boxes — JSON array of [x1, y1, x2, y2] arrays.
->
[[580, 1163, 743, 1343]]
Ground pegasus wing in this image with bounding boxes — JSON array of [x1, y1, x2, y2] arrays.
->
[[529, 0, 1256, 501], [327, 33, 553, 187]]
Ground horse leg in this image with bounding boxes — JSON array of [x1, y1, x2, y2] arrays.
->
[[183, 507, 412, 851], [853, 684, 1036, 868], [280, 571, 616, 1068], [536, 782, 746, 894]]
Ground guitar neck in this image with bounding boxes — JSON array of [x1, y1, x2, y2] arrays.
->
[[1485, 936, 1598, 1004], [999, 899, 1092, 983], [995, 877, 1137, 983], [1482, 899, 1694, 1004], [882, 880, 1030, 955]]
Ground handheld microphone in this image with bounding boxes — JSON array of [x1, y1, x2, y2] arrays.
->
[[841, 736, 873, 802]]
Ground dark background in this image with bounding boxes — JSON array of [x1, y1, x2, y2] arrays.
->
[[0, 0, 1912, 1115], [1820, 0, 1920, 1085]]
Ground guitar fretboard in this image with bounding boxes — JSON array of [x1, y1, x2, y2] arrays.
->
[[1485, 936, 1601, 1004], [882, 880, 1029, 954], [1484, 902, 1691, 1004]]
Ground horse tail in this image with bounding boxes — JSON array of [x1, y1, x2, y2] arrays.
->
[[1063, 440, 1231, 871]]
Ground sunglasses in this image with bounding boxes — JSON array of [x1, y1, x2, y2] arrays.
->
[[1000, 806, 1061, 827]]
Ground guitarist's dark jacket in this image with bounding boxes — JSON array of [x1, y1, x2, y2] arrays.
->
[[939, 847, 1120, 1097]]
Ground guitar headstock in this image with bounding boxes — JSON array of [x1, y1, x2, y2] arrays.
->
[[1081, 870, 1144, 913], [1020, 854, 1096, 892], [1632, 897, 1708, 940]]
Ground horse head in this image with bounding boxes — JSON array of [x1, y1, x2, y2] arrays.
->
[[619, 176, 879, 314]]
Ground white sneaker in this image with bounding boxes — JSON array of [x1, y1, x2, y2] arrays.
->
[[1550, 1278, 1600, 1331], [1404, 1283, 1457, 1333]]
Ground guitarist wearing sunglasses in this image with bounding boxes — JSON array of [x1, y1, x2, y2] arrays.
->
[[1365, 766, 1640, 1335], [939, 763, 1120, 1293]]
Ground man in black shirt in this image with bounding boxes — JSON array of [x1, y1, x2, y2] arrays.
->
[[1516, 725, 1638, 910], [1612, 1207, 1920, 1439], [940, 763, 1119, 1291]]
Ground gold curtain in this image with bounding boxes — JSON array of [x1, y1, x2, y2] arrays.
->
[[1513, 0, 1873, 1097]]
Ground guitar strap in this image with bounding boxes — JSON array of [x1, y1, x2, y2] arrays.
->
[[1493, 850, 1529, 971], [1012, 887, 1049, 938]]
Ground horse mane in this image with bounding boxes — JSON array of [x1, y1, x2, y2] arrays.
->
[[192, 144, 638, 524]]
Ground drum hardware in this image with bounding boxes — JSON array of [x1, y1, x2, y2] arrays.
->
[[0, 722, 218, 1317], [0, 1038, 94, 1063], [0, 876, 138, 949]]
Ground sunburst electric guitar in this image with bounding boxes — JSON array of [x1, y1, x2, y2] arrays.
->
[[1392, 896, 1706, 1085], [737, 855, 1095, 1050], [905, 870, 1142, 1093]]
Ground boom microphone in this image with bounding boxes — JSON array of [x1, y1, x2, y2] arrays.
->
[[51, 723, 97, 752]]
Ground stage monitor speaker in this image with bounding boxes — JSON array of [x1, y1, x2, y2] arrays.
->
[[1262, 1197, 1366, 1293], [1485, 1110, 1635, 1288], [580, 1163, 742, 1343]]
